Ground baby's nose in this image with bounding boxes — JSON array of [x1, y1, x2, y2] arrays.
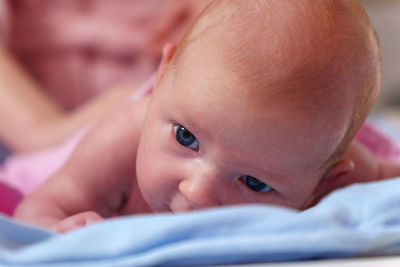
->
[[178, 171, 223, 209]]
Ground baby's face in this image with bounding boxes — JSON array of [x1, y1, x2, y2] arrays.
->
[[135, 0, 380, 213], [136, 45, 336, 213]]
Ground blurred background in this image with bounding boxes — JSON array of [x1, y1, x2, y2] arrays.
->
[[360, 0, 400, 116]]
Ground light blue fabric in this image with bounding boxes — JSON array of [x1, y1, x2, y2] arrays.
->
[[1, 177, 400, 266]]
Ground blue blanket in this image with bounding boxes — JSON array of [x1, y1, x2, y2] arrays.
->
[[1, 177, 400, 266]]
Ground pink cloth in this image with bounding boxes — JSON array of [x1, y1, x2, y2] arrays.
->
[[355, 121, 400, 161], [0, 128, 87, 196], [0, 182, 22, 216], [0, 0, 202, 110]]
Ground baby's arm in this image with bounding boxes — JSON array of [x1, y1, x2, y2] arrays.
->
[[14, 97, 149, 232], [344, 139, 400, 184]]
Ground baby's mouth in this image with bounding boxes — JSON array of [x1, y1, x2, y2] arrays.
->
[[167, 195, 194, 213]]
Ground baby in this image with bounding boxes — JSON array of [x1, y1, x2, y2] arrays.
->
[[14, 0, 386, 233]]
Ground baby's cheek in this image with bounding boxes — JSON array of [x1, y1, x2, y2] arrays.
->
[[137, 159, 169, 207]]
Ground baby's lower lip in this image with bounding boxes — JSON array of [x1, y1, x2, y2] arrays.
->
[[166, 203, 194, 214]]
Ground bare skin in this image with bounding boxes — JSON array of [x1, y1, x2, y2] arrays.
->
[[14, 79, 400, 232], [14, 95, 152, 232], [13, 0, 392, 233], [14, 43, 398, 233], [303, 139, 400, 208]]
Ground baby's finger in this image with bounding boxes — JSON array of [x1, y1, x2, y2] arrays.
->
[[51, 211, 103, 233]]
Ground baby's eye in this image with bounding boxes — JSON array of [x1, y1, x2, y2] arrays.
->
[[241, 175, 272, 192], [173, 125, 199, 150]]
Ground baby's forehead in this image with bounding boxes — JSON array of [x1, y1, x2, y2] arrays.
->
[[161, 72, 333, 177], [175, 15, 350, 99], [163, 43, 350, 167], [173, 36, 338, 113]]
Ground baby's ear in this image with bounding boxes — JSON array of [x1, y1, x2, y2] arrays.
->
[[301, 159, 355, 209], [155, 43, 176, 87]]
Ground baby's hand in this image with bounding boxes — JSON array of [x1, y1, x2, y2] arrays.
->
[[51, 211, 104, 233]]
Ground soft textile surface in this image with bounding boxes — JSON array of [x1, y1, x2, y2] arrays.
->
[[1, 177, 400, 266]]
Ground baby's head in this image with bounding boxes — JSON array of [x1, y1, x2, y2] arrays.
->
[[136, 0, 381, 212]]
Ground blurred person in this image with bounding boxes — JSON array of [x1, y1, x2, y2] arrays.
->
[[0, 0, 209, 152]]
